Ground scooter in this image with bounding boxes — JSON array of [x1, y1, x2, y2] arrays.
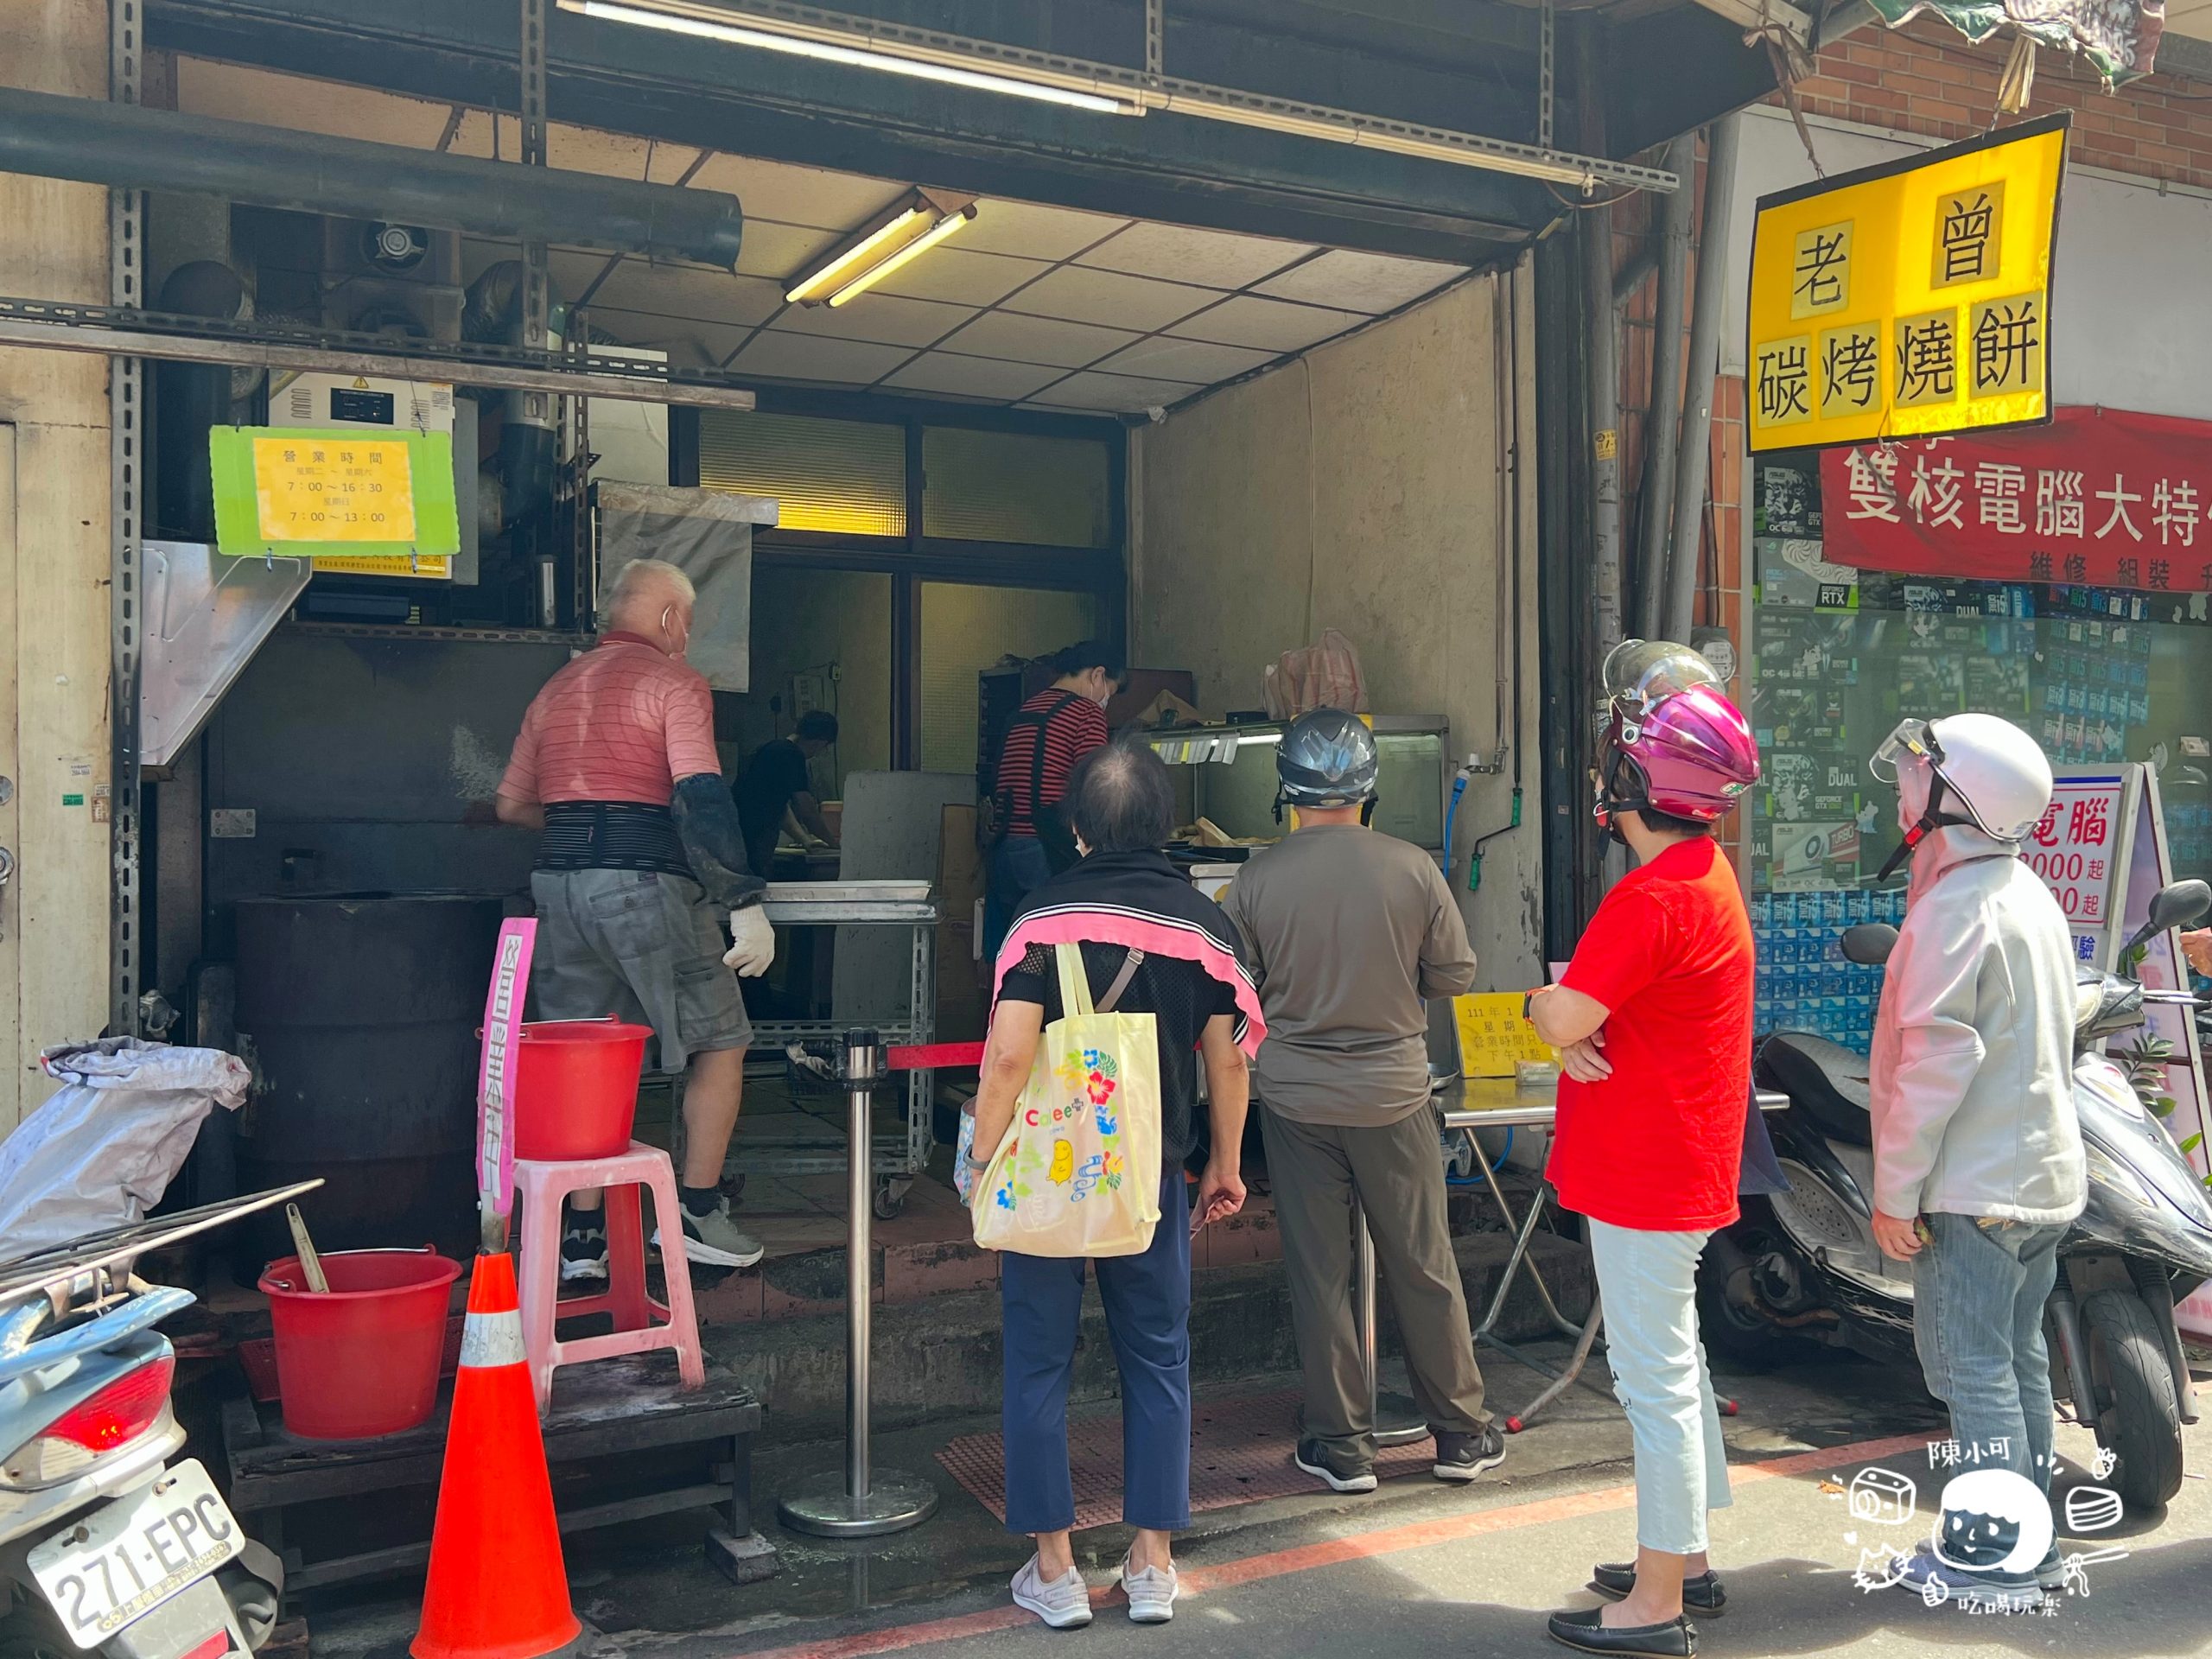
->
[[0, 1189, 308, 1659], [1696, 881, 2212, 1510]]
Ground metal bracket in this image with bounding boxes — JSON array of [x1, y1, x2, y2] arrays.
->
[[140, 543, 312, 771], [520, 0, 553, 435], [1539, 0, 1554, 150], [0, 296, 757, 409], [1144, 0, 1163, 86], [110, 0, 143, 1037]]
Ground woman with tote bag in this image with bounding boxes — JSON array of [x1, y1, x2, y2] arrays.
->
[[960, 743, 1264, 1630]]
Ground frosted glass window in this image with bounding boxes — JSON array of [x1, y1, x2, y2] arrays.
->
[[699, 411, 906, 536]]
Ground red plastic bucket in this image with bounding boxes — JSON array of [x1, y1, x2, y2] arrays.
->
[[257, 1249, 465, 1440], [512, 1020, 652, 1160]]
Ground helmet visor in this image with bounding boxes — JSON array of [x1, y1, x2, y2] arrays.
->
[[1869, 717, 1941, 785], [1599, 639, 1723, 724]]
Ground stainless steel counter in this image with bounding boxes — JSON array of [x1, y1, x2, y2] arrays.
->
[[1437, 1077, 1789, 1130]]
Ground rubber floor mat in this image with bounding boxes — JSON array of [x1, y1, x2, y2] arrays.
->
[[936, 1389, 1438, 1530]]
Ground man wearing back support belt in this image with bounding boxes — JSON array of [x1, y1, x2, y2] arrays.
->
[[497, 557, 773, 1275]]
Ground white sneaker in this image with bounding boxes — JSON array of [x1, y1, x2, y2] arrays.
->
[[652, 1198, 766, 1269], [1121, 1556, 1178, 1624], [1011, 1554, 1092, 1629]]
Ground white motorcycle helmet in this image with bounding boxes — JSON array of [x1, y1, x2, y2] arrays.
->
[[1871, 712, 2053, 879]]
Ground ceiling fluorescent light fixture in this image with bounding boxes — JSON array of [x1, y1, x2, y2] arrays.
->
[[560, 0, 1140, 115], [826, 206, 973, 307], [785, 206, 923, 303]]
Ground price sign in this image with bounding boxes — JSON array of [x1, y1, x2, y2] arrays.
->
[[209, 426, 460, 568], [2026, 771, 2125, 949], [251, 436, 416, 542], [1452, 992, 1554, 1079]]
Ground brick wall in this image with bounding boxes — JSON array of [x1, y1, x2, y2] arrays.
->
[[1795, 17, 2212, 192]]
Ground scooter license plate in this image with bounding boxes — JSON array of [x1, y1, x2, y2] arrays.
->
[[25, 1460, 243, 1648]]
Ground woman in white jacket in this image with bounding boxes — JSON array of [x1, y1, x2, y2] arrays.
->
[[1866, 713, 2082, 1612]]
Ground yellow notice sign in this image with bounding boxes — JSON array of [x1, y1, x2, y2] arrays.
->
[[1746, 112, 2067, 454], [1452, 993, 1554, 1080], [251, 435, 417, 543]]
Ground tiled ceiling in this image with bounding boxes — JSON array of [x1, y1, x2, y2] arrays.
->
[[176, 57, 1473, 416]]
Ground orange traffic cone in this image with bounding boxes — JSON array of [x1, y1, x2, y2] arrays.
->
[[412, 1252, 582, 1659]]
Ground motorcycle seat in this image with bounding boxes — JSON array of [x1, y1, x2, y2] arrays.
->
[[1758, 1031, 1874, 1147]]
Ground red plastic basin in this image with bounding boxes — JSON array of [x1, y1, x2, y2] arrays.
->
[[257, 1250, 464, 1440], [512, 1020, 651, 1161]]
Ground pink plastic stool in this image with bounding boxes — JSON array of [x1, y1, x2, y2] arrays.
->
[[512, 1141, 706, 1413]]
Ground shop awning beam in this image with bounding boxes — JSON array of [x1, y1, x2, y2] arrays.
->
[[0, 297, 760, 410], [561, 0, 1680, 192], [1686, 0, 1814, 47]]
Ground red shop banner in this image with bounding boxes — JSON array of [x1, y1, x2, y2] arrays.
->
[[1818, 406, 2212, 595]]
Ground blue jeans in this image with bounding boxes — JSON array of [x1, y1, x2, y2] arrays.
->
[[999, 1173, 1192, 1535], [1912, 1211, 2067, 1491], [1587, 1220, 1734, 1555], [983, 836, 1057, 965]]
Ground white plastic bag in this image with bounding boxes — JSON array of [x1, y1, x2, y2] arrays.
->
[[0, 1039, 251, 1260]]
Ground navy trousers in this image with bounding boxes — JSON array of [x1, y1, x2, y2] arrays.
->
[[999, 1172, 1192, 1535]]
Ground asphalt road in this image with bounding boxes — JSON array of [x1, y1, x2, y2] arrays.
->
[[708, 1382, 2212, 1659], [304, 1344, 2212, 1659]]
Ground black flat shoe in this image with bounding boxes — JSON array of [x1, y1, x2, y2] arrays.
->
[[1590, 1563, 1726, 1616], [1547, 1605, 1696, 1658]]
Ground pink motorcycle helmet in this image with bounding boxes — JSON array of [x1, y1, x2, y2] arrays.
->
[[1592, 640, 1761, 827]]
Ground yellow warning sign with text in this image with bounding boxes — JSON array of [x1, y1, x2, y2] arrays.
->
[[1746, 112, 2067, 454], [251, 435, 417, 543], [1452, 993, 1554, 1080]]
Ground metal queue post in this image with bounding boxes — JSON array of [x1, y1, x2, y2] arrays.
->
[[775, 1028, 940, 1538], [1352, 1198, 1429, 1446]]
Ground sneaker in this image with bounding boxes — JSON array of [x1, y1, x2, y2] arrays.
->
[[652, 1198, 765, 1268], [559, 1224, 608, 1283], [1120, 1555, 1178, 1624], [1294, 1437, 1379, 1494], [1433, 1424, 1507, 1483], [1895, 1547, 2039, 1612], [2033, 1547, 2064, 1592], [1011, 1554, 1092, 1629], [1591, 1562, 1726, 1616]]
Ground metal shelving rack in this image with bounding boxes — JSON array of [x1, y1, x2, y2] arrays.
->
[[741, 886, 938, 1216]]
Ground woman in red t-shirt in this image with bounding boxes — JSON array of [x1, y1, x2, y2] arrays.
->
[[1529, 646, 1760, 1659]]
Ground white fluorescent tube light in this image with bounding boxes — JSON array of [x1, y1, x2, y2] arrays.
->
[[563, 0, 1140, 115], [826, 208, 972, 307], [785, 206, 922, 303]]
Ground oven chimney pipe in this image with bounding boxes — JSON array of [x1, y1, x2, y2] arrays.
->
[[0, 86, 744, 269]]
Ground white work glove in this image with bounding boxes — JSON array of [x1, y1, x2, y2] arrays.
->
[[723, 905, 776, 977]]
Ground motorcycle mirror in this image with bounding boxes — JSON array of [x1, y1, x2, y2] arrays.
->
[[2122, 879, 2212, 960], [1840, 922, 1899, 967], [2149, 879, 2212, 936]]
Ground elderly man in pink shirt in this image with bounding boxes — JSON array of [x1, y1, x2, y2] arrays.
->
[[497, 557, 772, 1274]]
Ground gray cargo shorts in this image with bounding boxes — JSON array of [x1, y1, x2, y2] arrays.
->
[[530, 868, 752, 1074]]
